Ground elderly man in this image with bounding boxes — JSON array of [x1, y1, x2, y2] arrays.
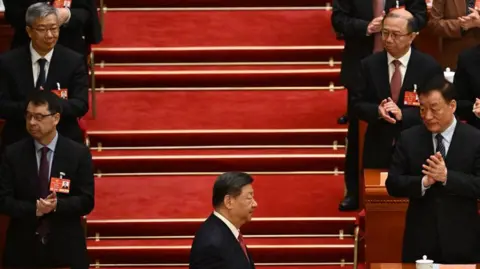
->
[[352, 9, 443, 172], [189, 172, 258, 269], [0, 2, 89, 154], [0, 90, 94, 268], [386, 76, 480, 263]]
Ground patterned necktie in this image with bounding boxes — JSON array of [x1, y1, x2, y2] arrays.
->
[[38, 147, 50, 198], [372, 0, 384, 52], [238, 233, 249, 261], [435, 134, 446, 158], [36, 58, 47, 90], [390, 60, 402, 103]]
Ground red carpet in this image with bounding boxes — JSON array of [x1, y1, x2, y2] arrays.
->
[[97, 10, 341, 47], [85, 3, 358, 268]]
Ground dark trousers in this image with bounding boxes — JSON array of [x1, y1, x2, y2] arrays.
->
[[344, 88, 360, 199]]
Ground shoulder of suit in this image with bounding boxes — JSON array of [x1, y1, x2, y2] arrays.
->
[[0, 45, 28, 62], [411, 49, 438, 65], [58, 135, 90, 152], [400, 124, 426, 139], [456, 121, 480, 139], [4, 137, 34, 156], [54, 44, 84, 61], [457, 45, 478, 63]]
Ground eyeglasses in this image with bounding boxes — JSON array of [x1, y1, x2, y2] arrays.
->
[[381, 30, 411, 39], [31, 26, 59, 35], [25, 112, 55, 122]]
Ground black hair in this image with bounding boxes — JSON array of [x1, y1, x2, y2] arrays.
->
[[25, 90, 63, 115], [417, 75, 456, 103], [212, 172, 254, 208]]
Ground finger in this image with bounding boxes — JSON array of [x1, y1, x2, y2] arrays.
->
[[430, 155, 442, 164], [384, 116, 397, 124], [422, 164, 433, 172], [426, 159, 437, 167]]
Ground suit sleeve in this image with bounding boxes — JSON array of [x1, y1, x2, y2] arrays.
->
[[190, 245, 226, 269], [55, 146, 94, 217], [428, 0, 462, 38], [64, 0, 91, 30], [406, 0, 428, 31], [443, 143, 480, 199], [0, 151, 37, 219], [3, 0, 28, 29], [385, 132, 424, 198], [352, 60, 382, 123], [454, 53, 475, 121], [61, 55, 89, 119], [0, 58, 28, 121], [331, 0, 370, 38]]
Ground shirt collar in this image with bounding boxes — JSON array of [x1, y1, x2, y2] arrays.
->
[[30, 42, 54, 65], [387, 47, 412, 68], [34, 131, 59, 153], [432, 117, 457, 144], [213, 210, 240, 239]]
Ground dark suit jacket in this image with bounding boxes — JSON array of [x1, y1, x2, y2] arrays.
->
[[454, 45, 480, 129], [0, 44, 89, 149], [352, 48, 444, 168], [0, 135, 94, 268], [331, 0, 427, 89], [4, 0, 102, 55], [189, 214, 255, 269], [385, 122, 480, 263]]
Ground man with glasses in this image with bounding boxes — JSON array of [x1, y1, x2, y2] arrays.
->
[[0, 90, 94, 268], [3, 0, 102, 58], [351, 9, 444, 172], [0, 2, 88, 153]]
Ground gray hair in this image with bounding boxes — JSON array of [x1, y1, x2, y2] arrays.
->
[[25, 2, 58, 27]]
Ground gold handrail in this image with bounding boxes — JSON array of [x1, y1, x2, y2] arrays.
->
[[353, 226, 360, 269], [99, 0, 105, 32], [89, 51, 97, 119]]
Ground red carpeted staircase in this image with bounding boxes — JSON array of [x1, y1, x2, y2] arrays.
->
[[85, 1, 360, 268]]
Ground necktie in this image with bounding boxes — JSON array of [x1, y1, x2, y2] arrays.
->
[[372, 0, 384, 52], [237, 233, 249, 261], [38, 147, 50, 198], [36, 58, 47, 90], [390, 60, 402, 103], [435, 134, 446, 158], [467, 0, 476, 14]]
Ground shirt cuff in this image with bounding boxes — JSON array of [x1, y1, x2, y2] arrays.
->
[[421, 176, 430, 196]]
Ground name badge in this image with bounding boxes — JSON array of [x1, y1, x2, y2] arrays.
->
[[52, 0, 72, 8], [50, 177, 71, 194], [404, 91, 419, 107], [52, 89, 68, 99]]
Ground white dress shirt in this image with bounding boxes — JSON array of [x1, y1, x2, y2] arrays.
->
[[34, 131, 59, 181], [30, 42, 54, 87], [213, 211, 240, 239], [386, 47, 412, 86], [421, 117, 457, 195]]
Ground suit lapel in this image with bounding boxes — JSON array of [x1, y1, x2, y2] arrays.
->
[[45, 47, 61, 91], [24, 139, 41, 197], [374, 51, 391, 100], [398, 49, 417, 105], [22, 46, 35, 93], [50, 135, 66, 180], [444, 122, 462, 166]]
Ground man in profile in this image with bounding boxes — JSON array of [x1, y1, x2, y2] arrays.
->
[[386, 76, 480, 263], [189, 172, 258, 269], [0, 90, 94, 268]]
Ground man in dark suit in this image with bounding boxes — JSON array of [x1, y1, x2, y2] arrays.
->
[[4, 0, 102, 57], [0, 2, 89, 152], [332, 0, 427, 211], [453, 45, 480, 129], [190, 172, 258, 269], [0, 90, 94, 268], [385, 76, 480, 263], [352, 9, 444, 171]]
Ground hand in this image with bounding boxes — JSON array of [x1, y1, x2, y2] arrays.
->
[[37, 192, 57, 215], [459, 8, 480, 30], [422, 152, 447, 183], [383, 97, 403, 121], [422, 175, 435, 188], [56, 8, 70, 25], [472, 98, 480, 117], [367, 13, 385, 35], [378, 99, 397, 124]]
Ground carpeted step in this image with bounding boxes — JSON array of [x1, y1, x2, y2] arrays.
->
[[96, 64, 339, 72], [84, 90, 347, 131], [94, 65, 340, 88], [90, 266, 359, 269], [87, 175, 355, 236], [87, 129, 347, 148], [87, 237, 354, 264], [96, 0, 332, 8], [96, 10, 341, 48], [92, 147, 344, 173], [93, 46, 343, 64]]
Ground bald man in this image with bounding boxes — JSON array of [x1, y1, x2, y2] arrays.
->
[[351, 9, 443, 170]]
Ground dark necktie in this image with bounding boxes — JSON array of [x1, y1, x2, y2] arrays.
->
[[390, 60, 402, 103], [36, 58, 47, 90], [38, 147, 50, 198], [237, 233, 249, 261], [372, 0, 384, 52], [435, 134, 446, 158], [467, 0, 476, 14]]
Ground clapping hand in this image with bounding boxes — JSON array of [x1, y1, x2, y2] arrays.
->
[[36, 192, 57, 216], [422, 152, 447, 184]]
